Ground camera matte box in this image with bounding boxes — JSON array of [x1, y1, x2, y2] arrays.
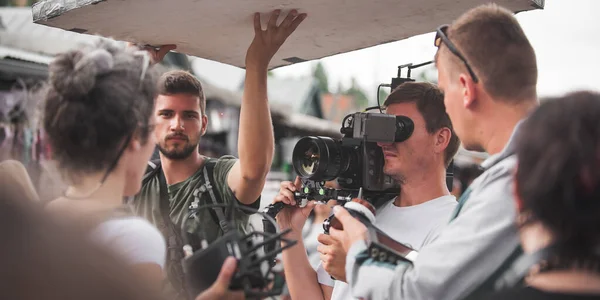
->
[[31, 0, 543, 70]]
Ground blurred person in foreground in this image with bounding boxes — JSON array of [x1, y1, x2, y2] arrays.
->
[[488, 91, 600, 299], [0, 182, 243, 300], [328, 4, 540, 299], [273, 82, 460, 300], [41, 40, 167, 289]]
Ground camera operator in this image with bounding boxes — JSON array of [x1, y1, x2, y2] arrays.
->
[[129, 10, 306, 300], [273, 81, 460, 300], [329, 4, 540, 300], [488, 91, 600, 299]]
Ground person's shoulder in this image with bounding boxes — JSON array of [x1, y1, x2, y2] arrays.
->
[[476, 154, 517, 186], [205, 155, 238, 177], [95, 217, 164, 245], [92, 217, 166, 267], [212, 155, 238, 167]]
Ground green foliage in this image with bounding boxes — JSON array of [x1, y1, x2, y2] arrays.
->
[[345, 77, 369, 109], [313, 62, 329, 93], [378, 88, 390, 106]]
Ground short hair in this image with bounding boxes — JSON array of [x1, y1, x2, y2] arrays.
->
[[443, 4, 537, 102], [515, 91, 600, 258], [43, 40, 158, 182], [383, 82, 460, 167], [157, 70, 206, 115]]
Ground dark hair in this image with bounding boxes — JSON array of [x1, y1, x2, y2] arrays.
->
[[515, 91, 600, 257], [42, 40, 159, 182], [157, 70, 206, 115], [445, 4, 537, 102], [0, 184, 163, 300], [384, 82, 460, 167]]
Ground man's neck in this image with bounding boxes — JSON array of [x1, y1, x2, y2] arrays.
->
[[160, 153, 205, 185], [478, 99, 538, 155], [394, 167, 450, 207]]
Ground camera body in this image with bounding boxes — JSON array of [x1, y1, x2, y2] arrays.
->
[[291, 112, 414, 202]]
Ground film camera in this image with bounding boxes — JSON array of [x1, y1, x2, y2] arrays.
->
[[290, 111, 414, 203]]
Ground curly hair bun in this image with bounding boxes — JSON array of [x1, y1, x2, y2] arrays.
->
[[49, 48, 115, 100]]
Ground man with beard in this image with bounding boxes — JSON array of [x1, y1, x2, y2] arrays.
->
[[130, 9, 307, 300]]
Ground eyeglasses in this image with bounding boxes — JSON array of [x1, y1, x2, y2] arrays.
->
[[434, 25, 479, 83]]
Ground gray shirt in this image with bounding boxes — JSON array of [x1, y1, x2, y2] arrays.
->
[[345, 121, 524, 300]]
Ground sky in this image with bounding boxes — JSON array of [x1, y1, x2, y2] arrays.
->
[[191, 0, 600, 103]]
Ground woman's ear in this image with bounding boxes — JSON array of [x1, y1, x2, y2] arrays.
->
[[127, 129, 143, 152]]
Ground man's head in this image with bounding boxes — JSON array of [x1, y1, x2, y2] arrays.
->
[[434, 4, 538, 151], [377, 82, 460, 183], [154, 70, 208, 160]]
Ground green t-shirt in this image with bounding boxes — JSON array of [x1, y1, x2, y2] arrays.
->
[[131, 155, 260, 299]]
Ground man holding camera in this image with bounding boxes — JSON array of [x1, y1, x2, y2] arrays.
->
[[130, 10, 306, 300], [273, 81, 460, 300], [330, 4, 540, 300]]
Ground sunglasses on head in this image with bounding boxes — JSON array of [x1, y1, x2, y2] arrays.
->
[[434, 25, 479, 83]]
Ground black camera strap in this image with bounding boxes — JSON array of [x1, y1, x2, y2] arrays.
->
[[156, 166, 189, 300], [201, 160, 230, 234]]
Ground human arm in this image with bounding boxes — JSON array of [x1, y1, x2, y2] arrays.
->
[[330, 160, 521, 300], [228, 10, 306, 205], [274, 177, 333, 300], [90, 218, 167, 293]]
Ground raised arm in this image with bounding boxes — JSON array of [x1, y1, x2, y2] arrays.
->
[[228, 10, 306, 204]]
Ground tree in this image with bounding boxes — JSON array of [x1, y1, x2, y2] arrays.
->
[[345, 77, 369, 109], [313, 61, 329, 93], [378, 87, 390, 106], [336, 81, 345, 94]]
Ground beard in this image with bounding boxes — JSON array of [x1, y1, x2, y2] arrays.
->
[[157, 132, 200, 160]]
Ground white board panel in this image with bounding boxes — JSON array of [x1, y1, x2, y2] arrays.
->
[[32, 0, 543, 69]]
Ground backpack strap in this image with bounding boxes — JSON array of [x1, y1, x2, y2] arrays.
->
[[143, 159, 162, 185], [201, 158, 230, 234], [151, 161, 189, 299]]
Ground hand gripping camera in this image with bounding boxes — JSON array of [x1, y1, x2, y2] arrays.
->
[[324, 189, 419, 267]]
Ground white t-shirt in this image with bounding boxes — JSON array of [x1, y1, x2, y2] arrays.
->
[[317, 195, 457, 300], [89, 216, 166, 269]]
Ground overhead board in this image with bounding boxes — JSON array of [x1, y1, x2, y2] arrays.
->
[[32, 0, 544, 69]]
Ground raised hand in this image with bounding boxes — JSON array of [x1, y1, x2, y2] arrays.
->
[[245, 9, 307, 69], [127, 43, 177, 64]]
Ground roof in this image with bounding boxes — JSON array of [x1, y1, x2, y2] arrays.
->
[[0, 7, 106, 57], [240, 76, 321, 115], [321, 93, 359, 123]]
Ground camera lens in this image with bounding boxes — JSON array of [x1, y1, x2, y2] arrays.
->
[[292, 137, 348, 181]]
